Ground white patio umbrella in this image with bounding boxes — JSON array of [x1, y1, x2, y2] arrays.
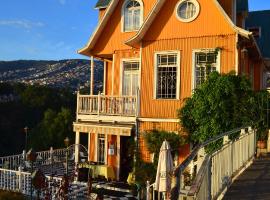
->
[[155, 140, 174, 196]]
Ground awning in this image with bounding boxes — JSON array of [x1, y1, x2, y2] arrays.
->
[[73, 122, 133, 136]]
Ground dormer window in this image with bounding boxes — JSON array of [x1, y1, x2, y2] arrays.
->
[[123, 0, 143, 32], [248, 27, 261, 38]]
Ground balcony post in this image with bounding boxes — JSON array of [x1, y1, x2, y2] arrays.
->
[[76, 91, 79, 121], [90, 56, 94, 95], [97, 91, 101, 115]]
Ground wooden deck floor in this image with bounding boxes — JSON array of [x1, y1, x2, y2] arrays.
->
[[223, 157, 270, 200]]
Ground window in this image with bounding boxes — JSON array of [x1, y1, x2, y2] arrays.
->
[[176, 0, 200, 22], [155, 52, 179, 99], [193, 50, 220, 88], [122, 61, 139, 96], [97, 134, 105, 164], [248, 27, 261, 38], [123, 0, 142, 32]]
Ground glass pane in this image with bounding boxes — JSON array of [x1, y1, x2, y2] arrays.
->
[[178, 1, 196, 19], [132, 74, 139, 96], [123, 73, 131, 95]]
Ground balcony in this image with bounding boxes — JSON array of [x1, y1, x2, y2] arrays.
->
[[76, 93, 138, 123]]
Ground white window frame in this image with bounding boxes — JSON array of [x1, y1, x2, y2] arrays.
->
[[120, 58, 140, 96], [121, 0, 144, 32], [191, 49, 221, 91], [97, 134, 106, 164], [175, 0, 200, 23], [154, 51, 181, 100]]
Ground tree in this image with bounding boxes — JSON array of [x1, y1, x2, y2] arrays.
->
[[178, 71, 268, 149], [29, 108, 74, 151]]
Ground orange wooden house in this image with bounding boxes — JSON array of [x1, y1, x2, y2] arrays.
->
[[73, 0, 266, 181]]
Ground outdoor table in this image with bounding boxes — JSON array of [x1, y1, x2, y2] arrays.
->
[[78, 163, 116, 180]]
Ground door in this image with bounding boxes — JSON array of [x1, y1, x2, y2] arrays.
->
[[122, 61, 139, 114], [122, 61, 139, 96]]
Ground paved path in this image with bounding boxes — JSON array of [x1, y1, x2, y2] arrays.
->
[[223, 157, 270, 200]]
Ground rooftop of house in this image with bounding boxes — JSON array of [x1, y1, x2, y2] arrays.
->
[[95, 0, 249, 11], [95, 0, 111, 9], [246, 10, 270, 59]]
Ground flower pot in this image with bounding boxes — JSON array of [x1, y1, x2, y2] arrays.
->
[[257, 140, 266, 149]]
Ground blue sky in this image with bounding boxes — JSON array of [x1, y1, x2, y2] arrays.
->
[[0, 0, 269, 61]]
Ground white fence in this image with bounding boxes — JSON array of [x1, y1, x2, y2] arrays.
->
[[0, 147, 75, 171], [171, 127, 256, 200], [0, 167, 63, 197]]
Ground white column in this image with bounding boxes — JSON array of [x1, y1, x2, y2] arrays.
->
[[90, 56, 94, 95], [117, 135, 121, 180], [75, 131, 80, 163]]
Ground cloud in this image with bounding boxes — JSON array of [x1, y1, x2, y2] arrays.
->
[[58, 0, 66, 5], [0, 19, 45, 29]]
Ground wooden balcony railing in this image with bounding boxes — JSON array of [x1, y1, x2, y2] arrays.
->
[[77, 93, 138, 117]]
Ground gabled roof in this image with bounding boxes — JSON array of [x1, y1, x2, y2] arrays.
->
[[246, 10, 270, 58], [95, 0, 111, 9], [126, 0, 252, 47], [78, 0, 119, 55], [237, 0, 249, 13]]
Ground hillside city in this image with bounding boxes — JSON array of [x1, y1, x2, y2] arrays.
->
[[0, 59, 103, 92]]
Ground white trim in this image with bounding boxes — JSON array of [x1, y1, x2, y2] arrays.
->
[[112, 54, 115, 95], [138, 117, 180, 123], [175, 0, 200, 23], [77, 115, 136, 124], [121, 0, 144, 33], [120, 58, 140, 96], [153, 50, 181, 100], [191, 48, 221, 92]]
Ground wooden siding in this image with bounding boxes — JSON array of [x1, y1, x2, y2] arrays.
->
[[89, 133, 96, 161], [138, 121, 189, 163], [107, 135, 117, 172], [140, 35, 237, 118], [143, 0, 235, 41], [92, 0, 155, 56], [105, 50, 140, 96], [99, 8, 106, 21]]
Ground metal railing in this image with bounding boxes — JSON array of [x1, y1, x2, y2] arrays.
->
[[77, 92, 138, 117], [0, 147, 75, 171], [0, 167, 63, 197], [0, 154, 23, 170], [171, 127, 256, 200]]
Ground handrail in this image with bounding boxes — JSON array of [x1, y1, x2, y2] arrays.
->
[[174, 127, 246, 174], [170, 126, 256, 200]]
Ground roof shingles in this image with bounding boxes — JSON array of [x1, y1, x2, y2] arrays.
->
[[95, 0, 111, 8], [246, 10, 270, 58]]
